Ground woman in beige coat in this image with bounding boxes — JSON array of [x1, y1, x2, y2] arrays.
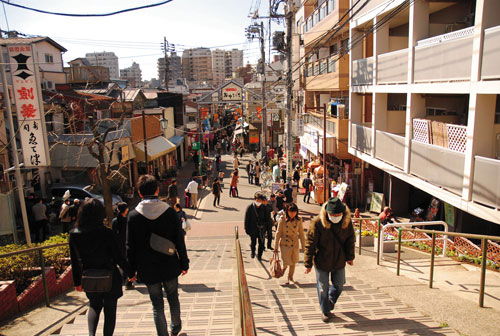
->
[[274, 203, 305, 285]]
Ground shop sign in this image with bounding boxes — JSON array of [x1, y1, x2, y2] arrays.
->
[[221, 83, 242, 101], [249, 133, 259, 144], [8, 44, 49, 167]]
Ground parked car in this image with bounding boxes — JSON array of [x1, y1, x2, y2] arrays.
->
[[49, 184, 123, 210]]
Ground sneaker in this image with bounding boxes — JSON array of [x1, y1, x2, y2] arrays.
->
[[321, 314, 330, 323], [329, 298, 335, 310], [251, 252, 255, 259]]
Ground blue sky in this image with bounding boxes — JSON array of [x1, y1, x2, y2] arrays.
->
[[1, 0, 282, 79]]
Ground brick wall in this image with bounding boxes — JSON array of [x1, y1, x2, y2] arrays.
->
[[0, 281, 19, 321], [17, 268, 56, 312]]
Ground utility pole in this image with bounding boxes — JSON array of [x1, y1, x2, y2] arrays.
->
[[163, 37, 169, 90], [260, 21, 267, 157], [285, 2, 293, 182]]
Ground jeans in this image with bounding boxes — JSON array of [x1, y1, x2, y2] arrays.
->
[[315, 268, 346, 315], [146, 278, 182, 336], [86, 293, 118, 336], [248, 173, 253, 184]]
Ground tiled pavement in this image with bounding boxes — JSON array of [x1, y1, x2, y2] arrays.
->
[[54, 236, 457, 336]]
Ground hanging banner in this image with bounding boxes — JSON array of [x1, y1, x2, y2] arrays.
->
[[8, 44, 49, 167]]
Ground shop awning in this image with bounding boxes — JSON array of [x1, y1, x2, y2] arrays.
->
[[169, 135, 184, 147], [134, 136, 176, 161]]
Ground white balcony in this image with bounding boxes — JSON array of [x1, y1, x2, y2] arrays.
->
[[472, 156, 500, 209], [375, 131, 405, 169], [481, 25, 500, 80], [351, 123, 372, 154], [352, 57, 374, 86], [377, 49, 408, 84]]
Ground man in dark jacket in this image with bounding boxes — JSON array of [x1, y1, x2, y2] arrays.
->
[[244, 192, 270, 261], [304, 197, 355, 323], [127, 175, 189, 336], [112, 202, 133, 289], [302, 173, 313, 203]]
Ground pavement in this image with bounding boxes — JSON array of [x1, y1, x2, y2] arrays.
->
[[1, 152, 499, 335]]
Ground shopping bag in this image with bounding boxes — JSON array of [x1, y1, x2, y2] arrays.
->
[[269, 251, 284, 279]]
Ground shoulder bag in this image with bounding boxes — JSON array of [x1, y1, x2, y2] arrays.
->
[[150, 232, 177, 256]]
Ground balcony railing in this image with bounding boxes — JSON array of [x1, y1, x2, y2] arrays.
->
[[377, 49, 408, 84], [410, 141, 465, 196], [304, 0, 336, 33], [305, 54, 338, 77], [414, 27, 474, 82], [375, 131, 405, 169], [352, 57, 374, 86], [351, 123, 372, 154], [472, 156, 500, 209], [307, 111, 337, 134], [481, 25, 500, 80]]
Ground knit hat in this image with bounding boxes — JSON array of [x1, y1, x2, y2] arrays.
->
[[325, 197, 346, 214]]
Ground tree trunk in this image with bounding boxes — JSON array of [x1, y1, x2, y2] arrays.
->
[[98, 145, 115, 226]]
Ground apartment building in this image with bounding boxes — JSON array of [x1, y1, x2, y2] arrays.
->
[[348, 0, 500, 232], [85, 51, 119, 79], [120, 62, 142, 88], [293, 0, 355, 195], [181, 48, 213, 85], [157, 51, 182, 86], [211, 49, 244, 86]]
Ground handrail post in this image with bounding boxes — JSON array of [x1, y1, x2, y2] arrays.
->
[[235, 226, 239, 240], [358, 218, 362, 256], [38, 249, 50, 307], [397, 228, 402, 276], [377, 219, 381, 265], [429, 233, 436, 289], [479, 238, 488, 308]]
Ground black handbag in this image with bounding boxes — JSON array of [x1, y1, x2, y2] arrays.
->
[[73, 243, 113, 293]]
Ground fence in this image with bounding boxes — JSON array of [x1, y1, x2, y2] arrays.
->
[[235, 227, 256, 335], [396, 228, 500, 308], [0, 242, 69, 307]]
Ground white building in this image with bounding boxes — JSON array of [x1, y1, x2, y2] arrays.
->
[[348, 0, 500, 231], [120, 62, 142, 88], [85, 51, 119, 79]]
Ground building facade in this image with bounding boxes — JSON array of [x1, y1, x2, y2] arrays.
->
[[120, 62, 142, 88], [157, 51, 182, 87], [85, 51, 120, 79], [212, 49, 244, 85], [182, 48, 213, 85], [348, 0, 500, 231]]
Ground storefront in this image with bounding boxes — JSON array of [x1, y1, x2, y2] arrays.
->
[[134, 136, 176, 176]]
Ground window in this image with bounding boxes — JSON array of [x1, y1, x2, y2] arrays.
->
[[328, 0, 335, 14], [45, 54, 53, 63], [340, 39, 349, 52], [329, 44, 338, 55]]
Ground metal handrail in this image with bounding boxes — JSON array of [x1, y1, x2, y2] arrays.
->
[[352, 217, 381, 261], [235, 226, 257, 335], [396, 228, 500, 308], [0, 242, 70, 307]]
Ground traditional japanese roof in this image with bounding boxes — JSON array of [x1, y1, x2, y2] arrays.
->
[[0, 36, 67, 52]]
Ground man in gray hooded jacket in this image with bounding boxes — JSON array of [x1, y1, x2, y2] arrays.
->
[[127, 175, 189, 336]]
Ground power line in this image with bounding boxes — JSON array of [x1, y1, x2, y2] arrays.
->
[[0, 0, 174, 17]]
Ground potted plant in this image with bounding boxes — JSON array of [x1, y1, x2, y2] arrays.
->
[[356, 230, 375, 247], [374, 233, 397, 253]]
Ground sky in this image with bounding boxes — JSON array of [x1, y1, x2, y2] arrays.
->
[[1, 0, 284, 80]]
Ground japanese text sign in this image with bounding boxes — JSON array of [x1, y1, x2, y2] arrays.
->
[[221, 83, 242, 101], [8, 44, 49, 167]]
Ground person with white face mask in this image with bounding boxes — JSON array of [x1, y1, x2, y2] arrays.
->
[[304, 197, 355, 323], [244, 192, 271, 261]]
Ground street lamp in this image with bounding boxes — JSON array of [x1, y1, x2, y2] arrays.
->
[[160, 117, 169, 130]]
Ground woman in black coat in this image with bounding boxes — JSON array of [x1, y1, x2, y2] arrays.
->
[[69, 198, 133, 336]]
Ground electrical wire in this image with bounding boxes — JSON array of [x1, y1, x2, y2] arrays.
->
[[0, 0, 174, 17]]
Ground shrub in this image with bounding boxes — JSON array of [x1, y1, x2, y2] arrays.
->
[[0, 234, 69, 295]]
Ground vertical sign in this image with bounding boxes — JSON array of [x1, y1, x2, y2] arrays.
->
[[8, 44, 49, 167]]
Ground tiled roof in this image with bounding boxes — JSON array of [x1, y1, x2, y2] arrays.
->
[[0, 36, 67, 52]]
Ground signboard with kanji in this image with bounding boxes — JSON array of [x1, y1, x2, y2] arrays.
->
[[8, 44, 49, 167], [221, 82, 242, 101], [192, 142, 200, 150]]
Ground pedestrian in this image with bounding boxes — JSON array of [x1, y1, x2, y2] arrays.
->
[[304, 197, 355, 322], [59, 196, 72, 233], [112, 202, 134, 290], [277, 145, 283, 160], [214, 153, 221, 172], [218, 170, 225, 188], [233, 155, 239, 171], [127, 175, 189, 336], [32, 197, 49, 242], [185, 177, 199, 209], [229, 169, 239, 198], [69, 198, 133, 336], [226, 137, 231, 153], [274, 203, 305, 285], [281, 165, 287, 183], [212, 177, 222, 207], [254, 161, 261, 186], [302, 173, 313, 204], [69, 198, 80, 230], [192, 151, 199, 170], [293, 167, 301, 189], [168, 179, 179, 205], [221, 138, 227, 154], [174, 203, 189, 236], [244, 192, 270, 261], [275, 190, 285, 212], [272, 163, 280, 183], [246, 160, 254, 184], [283, 183, 293, 205], [262, 196, 274, 251]]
